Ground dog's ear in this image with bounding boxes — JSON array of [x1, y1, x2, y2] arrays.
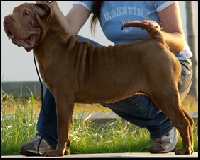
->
[[32, 3, 51, 17]]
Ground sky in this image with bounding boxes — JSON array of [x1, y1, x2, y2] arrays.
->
[[1, 1, 198, 82]]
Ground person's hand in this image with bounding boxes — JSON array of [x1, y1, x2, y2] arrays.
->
[[36, 1, 59, 7], [142, 20, 163, 42], [36, 1, 51, 4], [143, 20, 161, 30], [143, 20, 161, 34]]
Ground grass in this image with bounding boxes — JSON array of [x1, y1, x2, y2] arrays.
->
[[1, 90, 198, 155], [70, 119, 152, 154]]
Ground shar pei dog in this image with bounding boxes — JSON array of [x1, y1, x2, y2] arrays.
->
[[4, 1, 193, 157]]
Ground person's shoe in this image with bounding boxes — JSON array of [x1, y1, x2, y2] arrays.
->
[[148, 127, 178, 153], [20, 136, 55, 155], [20, 136, 70, 155]]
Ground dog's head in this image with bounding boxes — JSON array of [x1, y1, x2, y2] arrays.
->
[[4, 2, 52, 52]]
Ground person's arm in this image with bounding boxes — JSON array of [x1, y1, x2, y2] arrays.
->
[[158, 1, 185, 53], [37, 1, 91, 36], [64, 4, 91, 35]]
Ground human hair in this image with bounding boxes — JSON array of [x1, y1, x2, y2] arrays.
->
[[90, 1, 104, 35]]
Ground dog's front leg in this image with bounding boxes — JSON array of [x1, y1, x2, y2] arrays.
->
[[44, 94, 74, 157]]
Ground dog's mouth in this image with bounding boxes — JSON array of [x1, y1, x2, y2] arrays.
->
[[7, 31, 38, 52]]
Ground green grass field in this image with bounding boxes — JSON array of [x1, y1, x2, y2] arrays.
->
[[1, 91, 198, 155]]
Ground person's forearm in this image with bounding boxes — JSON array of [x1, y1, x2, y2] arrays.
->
[[161, 31, 185, 54], [50, 2, 72, 38]]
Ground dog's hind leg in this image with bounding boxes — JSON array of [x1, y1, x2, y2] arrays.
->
[[152, 89, 194, 155], [173, 108, 194, 155], [181, 109, 194, 153]]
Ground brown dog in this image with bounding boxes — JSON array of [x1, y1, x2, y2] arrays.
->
[[4, 1, 193, 156]]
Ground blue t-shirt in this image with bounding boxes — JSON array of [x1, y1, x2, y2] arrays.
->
[[73, 1, 192, 59]]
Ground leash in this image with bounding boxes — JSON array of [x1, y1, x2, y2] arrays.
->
[[26, 56, 47, 156]]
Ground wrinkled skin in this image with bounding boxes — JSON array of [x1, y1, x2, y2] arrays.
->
[[4, 3, 50, 51], [4, 1, 194, 157]]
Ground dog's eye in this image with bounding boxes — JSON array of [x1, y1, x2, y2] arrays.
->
[[23, 9, 30, 16]]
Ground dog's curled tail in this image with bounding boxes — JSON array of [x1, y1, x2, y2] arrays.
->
[[121, 21, 167, 48]]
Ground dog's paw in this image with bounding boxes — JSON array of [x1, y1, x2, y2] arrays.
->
[[175, 147, 194, 155], [43, 150, 64, 157]]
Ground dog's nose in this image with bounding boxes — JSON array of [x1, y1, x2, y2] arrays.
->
[[4, 15, 13, 26]]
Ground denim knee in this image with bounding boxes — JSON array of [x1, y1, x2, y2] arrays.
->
[[102, 95, 157, 118], [101, 94, 173, 138], [178, 60, 193, 102]]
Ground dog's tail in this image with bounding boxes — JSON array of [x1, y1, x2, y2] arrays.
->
[[121, 21, 167, 47]]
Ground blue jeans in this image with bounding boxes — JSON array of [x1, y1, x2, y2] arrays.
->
[[36, 35, 193, 147]]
